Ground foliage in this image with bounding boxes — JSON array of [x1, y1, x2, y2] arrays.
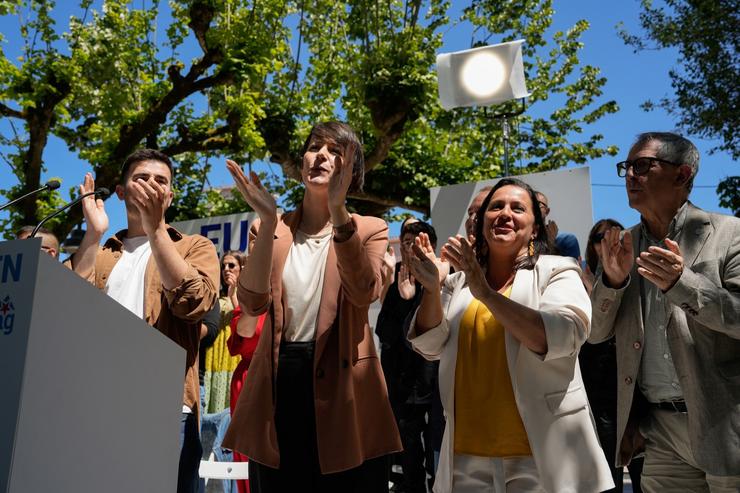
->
[[1, 0, 620, 239], [620, 0, 739, 215]]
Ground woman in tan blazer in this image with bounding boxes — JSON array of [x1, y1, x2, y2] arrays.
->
[[222, 122, 401, 492]]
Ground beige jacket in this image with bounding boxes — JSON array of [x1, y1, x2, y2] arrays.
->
[[590, 203, 740, 475]]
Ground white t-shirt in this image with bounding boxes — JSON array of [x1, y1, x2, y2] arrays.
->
[[105, 236, 152, 319], [281, 228, 333, 342]]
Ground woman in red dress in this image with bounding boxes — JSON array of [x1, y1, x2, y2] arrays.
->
[[227, 308, 265, 493]]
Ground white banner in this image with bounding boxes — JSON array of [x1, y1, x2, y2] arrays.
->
[[430, 167, 593, 256], [171, 211, 259, 255]]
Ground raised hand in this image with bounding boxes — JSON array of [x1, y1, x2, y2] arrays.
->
[[408, 242, 440, 292], [129, 177, 169, 237], [600, 227, 633, 288], [80, 172, 108, 237], [636, 238, 684, 291], [416, 232, 450, 285], [442, 235, 491, 301], [226, 159, 278, 224], [328, 141, 357, 210], [398, 261, 417, 300]]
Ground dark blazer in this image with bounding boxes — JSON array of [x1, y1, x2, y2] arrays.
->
[[590, 203, 740, 475], [223, 208, 402, 473]]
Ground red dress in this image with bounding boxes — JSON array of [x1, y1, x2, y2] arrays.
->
[[227, 306, 265, 493]]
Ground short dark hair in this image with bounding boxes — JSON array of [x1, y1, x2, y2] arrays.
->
[[301, 121, 364, 191], [120, 149, 174, 183], [474, 178, 548, 271], [401, 221, 437, 249]]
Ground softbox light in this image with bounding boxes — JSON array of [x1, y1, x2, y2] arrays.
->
[[437, 39, 530, 110]]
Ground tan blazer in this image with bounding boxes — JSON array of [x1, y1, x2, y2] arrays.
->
[[409, 256, 614, 493], [222, 208, 402, 473], [590, 203, 740, 476]]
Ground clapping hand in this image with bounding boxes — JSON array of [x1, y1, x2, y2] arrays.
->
[[398, 262, 416, 300], [328, 141, 358, 210], [407, 232, 449, 291], [226, 159, 278, 224], [636, 238, 684, 291], [80, 172, 108, 237], [442, 235, 491, 301], [129, 176, 169, 237], [600, 227, 633, 288]]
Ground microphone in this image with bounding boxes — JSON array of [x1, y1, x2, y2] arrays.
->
[[0, 179, 62, 212], [31, 188, 110, 238]]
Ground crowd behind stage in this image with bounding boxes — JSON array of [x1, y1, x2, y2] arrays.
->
[[17, 125, 740, 493]]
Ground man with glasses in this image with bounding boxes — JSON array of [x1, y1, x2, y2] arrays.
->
[[589, 132, 740, 491]]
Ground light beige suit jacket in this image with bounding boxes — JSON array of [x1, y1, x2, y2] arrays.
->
[[590, 203, 740, 475], [409, 255, 614, 493]]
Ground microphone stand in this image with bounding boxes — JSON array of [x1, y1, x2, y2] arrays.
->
[[31, 188, 110, 238], [0, 180, 62, 212]]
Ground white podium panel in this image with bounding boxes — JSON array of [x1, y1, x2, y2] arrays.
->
[[1, 239, 186, 493]]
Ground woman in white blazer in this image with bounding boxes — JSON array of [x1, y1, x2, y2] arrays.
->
[[407, 178, 613, 493]]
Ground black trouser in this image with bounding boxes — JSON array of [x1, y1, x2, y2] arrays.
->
[[248, 341, 390, 493], [177, 412, 203, 493], [593, 407, 644, 493], [398, 402, 434, 493]]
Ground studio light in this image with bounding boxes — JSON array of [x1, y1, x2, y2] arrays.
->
[[436, 39, 530, 175], [437, 39, 529, 110]]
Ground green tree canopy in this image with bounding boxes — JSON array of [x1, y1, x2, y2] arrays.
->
[[620, 0, 739, 215], [1, 0, 620, 239]]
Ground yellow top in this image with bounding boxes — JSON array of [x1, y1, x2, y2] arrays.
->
[[454, 288, 531, 457]]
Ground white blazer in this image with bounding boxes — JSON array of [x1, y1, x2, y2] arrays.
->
[[408, 255, 614, 493]]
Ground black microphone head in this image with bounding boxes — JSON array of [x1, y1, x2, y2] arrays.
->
[[95, 187, 111, 199], [45, 179, 61, 190]]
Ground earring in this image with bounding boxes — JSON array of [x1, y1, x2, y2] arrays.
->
[[528, 239, 534, 257]]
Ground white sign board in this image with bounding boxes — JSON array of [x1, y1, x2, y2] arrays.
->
[[430, 167, 593, 256], [171, 211, 259, 255]]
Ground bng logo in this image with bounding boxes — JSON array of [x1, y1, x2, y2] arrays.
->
[[1, 295, 15, 335]]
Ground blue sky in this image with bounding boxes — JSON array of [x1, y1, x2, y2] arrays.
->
[[0, 1, 735, 242]]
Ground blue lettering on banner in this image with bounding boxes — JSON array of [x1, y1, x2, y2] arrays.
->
[[200, 220, 249, 252], [1, 254, 22, 283], [0, 295, 15, 335]]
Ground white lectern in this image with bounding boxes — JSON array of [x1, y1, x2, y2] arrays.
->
[[0, 239, 185, 492]]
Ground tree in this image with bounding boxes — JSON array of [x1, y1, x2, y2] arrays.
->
[[620, 0, 739, 215], [1, 0, 620, 240]]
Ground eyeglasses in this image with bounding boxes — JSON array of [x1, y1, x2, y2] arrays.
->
[[616, 157, 681, 177], [222, 262, 238, 269], [591, 232, 605, 243]]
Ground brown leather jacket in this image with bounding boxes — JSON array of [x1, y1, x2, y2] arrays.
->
[[76, 227, 219, 414], [223, 209, 402, 473]]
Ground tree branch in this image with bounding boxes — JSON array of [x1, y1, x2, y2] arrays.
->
[[0, 102, 25, 119]]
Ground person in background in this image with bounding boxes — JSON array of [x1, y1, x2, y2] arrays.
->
[[17, 225, 60, 259], [201, 250, 246, 414], [407, 178, 613, 493], [590, 132, 740, 491], [580, 218, 643, 493], [535, 190, 580, 256], [377, 220, 445, 493], [227, 307, 265, 493], [223, 121, 401, 492], [464, 187, 492, 239]]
